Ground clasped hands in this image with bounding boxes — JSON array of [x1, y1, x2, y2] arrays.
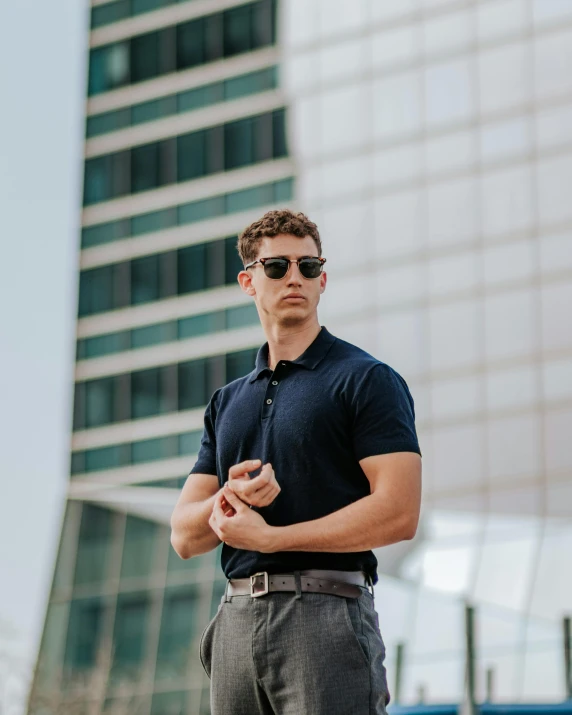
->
[[208, 460, 280, 553]]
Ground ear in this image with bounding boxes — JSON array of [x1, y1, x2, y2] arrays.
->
[[319, 271, 327, 294], [238, 269, 256, 296]]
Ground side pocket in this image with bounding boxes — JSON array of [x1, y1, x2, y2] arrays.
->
[[199, 607, 220, 679], [342, 597, 370, 667]]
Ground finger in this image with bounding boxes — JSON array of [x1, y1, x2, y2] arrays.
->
[[223, 485, 248, 512], [248, 483, 277, 507], [229, 459, 261, 479]]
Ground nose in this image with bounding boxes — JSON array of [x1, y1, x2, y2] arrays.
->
[[286, 261, 303, 285]]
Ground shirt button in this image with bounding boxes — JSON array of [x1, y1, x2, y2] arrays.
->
[[272, 381, 278, 386], [266, 398, 273, 405]]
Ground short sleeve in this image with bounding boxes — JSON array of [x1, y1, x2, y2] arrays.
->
[[189, 390, 220, 476], [351, 364, 421, 461]]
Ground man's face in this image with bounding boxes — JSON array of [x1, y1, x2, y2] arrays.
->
[[239, 234, 327, 327]]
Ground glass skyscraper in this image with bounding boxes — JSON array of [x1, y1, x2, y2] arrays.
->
[[30, 0, 572, 711], [30, 1, 292, 713]]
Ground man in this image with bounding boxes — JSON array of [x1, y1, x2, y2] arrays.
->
[[171, 209, 422, 714]]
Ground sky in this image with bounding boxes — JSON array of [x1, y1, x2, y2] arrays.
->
[[0, 0, 87, 697]]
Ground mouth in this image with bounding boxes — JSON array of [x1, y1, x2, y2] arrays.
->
[[282, 294, 306, 302]]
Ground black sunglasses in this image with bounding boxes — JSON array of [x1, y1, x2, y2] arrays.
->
[[244, 256, 326, 280]]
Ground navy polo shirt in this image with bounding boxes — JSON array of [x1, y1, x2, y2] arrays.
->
[[190, 326, 421, 584]]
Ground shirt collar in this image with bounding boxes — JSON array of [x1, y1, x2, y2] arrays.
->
[[248, 327, 336, 382]]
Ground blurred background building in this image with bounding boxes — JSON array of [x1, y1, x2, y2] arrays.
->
[[29, 0, 572, 712]]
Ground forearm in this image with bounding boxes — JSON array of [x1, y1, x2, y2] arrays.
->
[[170, 493, 221, 559], [266, 493, 417, 553]]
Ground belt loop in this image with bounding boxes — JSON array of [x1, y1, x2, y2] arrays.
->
[[294, 570, 302, 600], [224, 579, 230, 603]]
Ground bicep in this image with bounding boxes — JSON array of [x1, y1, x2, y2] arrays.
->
[[175, 473, 219, 508], [359, 452, 422, 507]]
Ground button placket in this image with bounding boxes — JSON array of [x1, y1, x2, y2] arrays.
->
[[261, 363, 286, 419]]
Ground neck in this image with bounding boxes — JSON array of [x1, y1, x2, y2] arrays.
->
[[263, 318, 322, 370]]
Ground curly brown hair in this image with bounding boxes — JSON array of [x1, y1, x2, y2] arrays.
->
[[237, 209, 322, 265]]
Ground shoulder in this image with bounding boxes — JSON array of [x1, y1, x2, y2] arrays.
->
[[210, 373, 252, 408], [327, 334, 414, 405]]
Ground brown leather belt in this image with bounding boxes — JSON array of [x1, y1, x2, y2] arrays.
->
[[226, 569, 372, 599]]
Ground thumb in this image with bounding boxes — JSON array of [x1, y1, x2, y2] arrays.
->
[[223, 485, 247, 512]]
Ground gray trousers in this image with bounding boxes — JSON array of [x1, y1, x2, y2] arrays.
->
[[199, 587, 390, 714]]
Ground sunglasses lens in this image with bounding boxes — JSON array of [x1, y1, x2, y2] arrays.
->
[[299, 259, 323, 278], [263, 258, 289, 279]]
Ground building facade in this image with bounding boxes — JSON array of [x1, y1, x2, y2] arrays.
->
[[280, 0, 572, 703], [30, 1, 294, 713], [30, 0, 572, 712]]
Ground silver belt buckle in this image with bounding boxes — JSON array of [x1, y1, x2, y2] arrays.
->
[[250, 572, 269, 597]]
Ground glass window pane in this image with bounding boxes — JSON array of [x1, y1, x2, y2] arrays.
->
[[226, 348, 257, 383], [132, 95, 177, 125], [225, 235, 243, 283], [91, 1, 130, 29], [79, 266, 115, 316], [110, 592, 151, 686], [85, 377, 115, 428], [178, 311, 224, 339], [131, 254, 160, 305], [178, 430, 202, 456], [84, 155, 112, 205], [226, 303, 258, 329], [131, 321, 177, 349], [85, 444, 127, 472], [178, 82, 223, 112], [83, 331, 129, 359], [424, 58, 474, 126], [224, 4, 252, 56], [177, 130, 206, 181], [131, 207, 175, 236], [272, 108, 287, 157], [176, 18, 205, 70], [130, 31, 160, 84], [131, 142, 160, 193], [155, 585, 200, 680], [177, 195, 225, 224], [131, 368, 162, 419], [121, 517, 159, 581], [274, 177, 293, 202], [86, 108, 130, 137], [74, 505, 113, 587], [178, 243, 206, 294], [224, 66, 276, 100], [178, 359, 208, 410], [82, 220, 128, 248], [132, 435, 177, 463], [252, 0, 275, 48], [226, 183, 273, 214], [64, 597, 107, 672], [479, 42, 529, 114], [225, 116, 253, 169]]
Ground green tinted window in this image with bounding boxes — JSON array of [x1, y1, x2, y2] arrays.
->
[[132, 321, 177, 349], [178, 431, 202, 456], [85, 444, 128, 472], [131, 207, 176, 236], [120, 517, 160, 581], [64, 596, 107, 671], [110, 593, 151, 685], [132, 435, 178, 463], [74, 506, 113, 587], [155, 585, 200, 680], [178, 311, 223, 340], [226, 303, 258, 329]]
